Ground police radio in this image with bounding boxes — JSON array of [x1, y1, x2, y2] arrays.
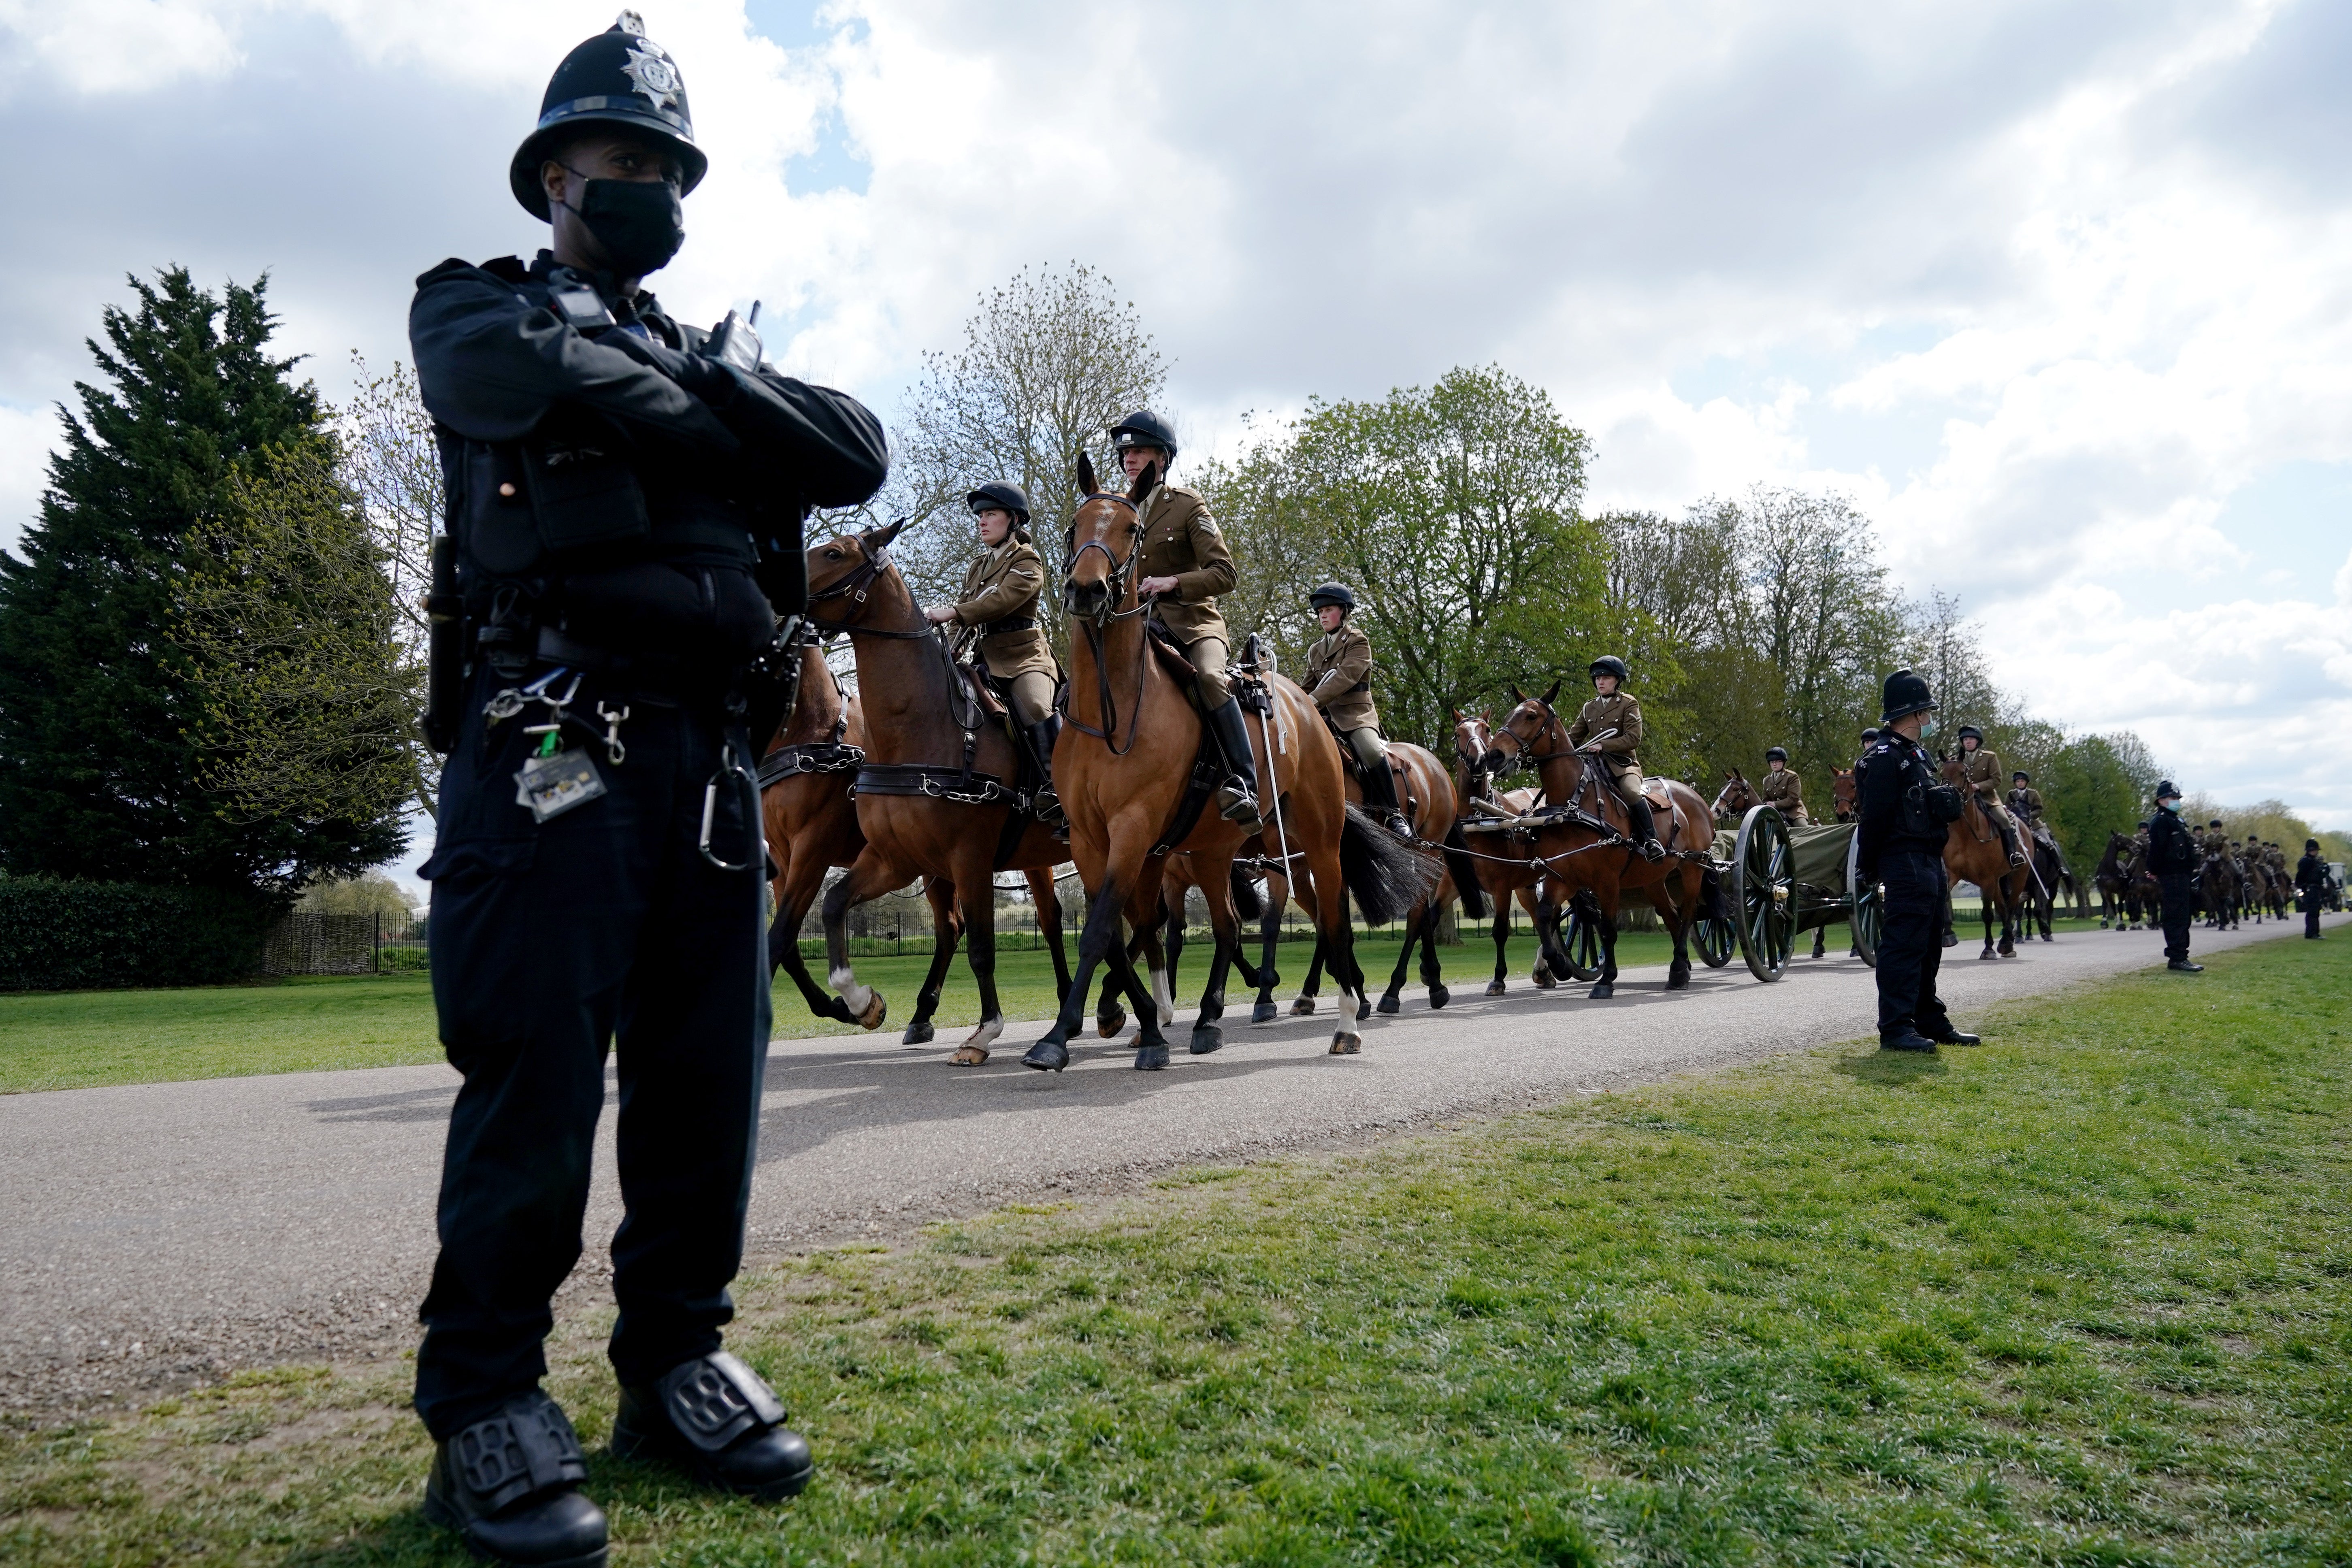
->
[[705, 300, 763, 373]]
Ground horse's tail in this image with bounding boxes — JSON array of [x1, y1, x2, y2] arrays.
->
[[1441, 821, 1488, 921], [1340, 804, 1443, 927], [1228, 863, 1264, 921]]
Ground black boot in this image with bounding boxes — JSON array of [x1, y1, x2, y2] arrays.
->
[[1025, 715, 1066, 834], [1881, 1027, 1938, 1052], [1623, 793, 1668, 863], [1358, 747, 1415, 841], [1205, 698, 1263, 829], [423, 1393, 608, 1568], [1997, 813, 2026, 867], [612, 1351, 812, 1501]]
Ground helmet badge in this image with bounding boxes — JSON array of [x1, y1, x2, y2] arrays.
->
[[622, 39, 683, 112]]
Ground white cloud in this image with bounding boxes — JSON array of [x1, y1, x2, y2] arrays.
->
[[0, 0, 241, 95]]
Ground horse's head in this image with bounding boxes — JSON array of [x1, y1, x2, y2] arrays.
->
[[805, 517, 908, 625], [1711, 768, 1755, 821], [1832, 767, 1859, 821], [1060, 449, 1144, 623], [1483, 680, 1565, 775], [1452, 709, 1496, 780]]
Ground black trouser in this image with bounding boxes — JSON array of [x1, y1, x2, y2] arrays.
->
[[415, 669, 770, 1440], [2305, 889, 2323, 937], [1875, 849, 1951, 1041], [2159, 871, 2194, 961]]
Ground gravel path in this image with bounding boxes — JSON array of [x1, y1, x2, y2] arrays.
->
[[3, 915, 2331, 1414]]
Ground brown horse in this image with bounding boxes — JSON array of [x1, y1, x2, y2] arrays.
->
[[1449, 711, 1557, 997], [1023, 454, 1434, 1069], [1710, 769, 1761, 821], [1483, 686, 1715, 998], [802, 521, 1074, 1064], [1831, 768, 1859, 822], [1937, 756, 2028, 958]]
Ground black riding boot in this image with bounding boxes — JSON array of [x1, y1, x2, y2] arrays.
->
[[1205, 698, 1263, 828], [1623, 794, 1668, 863], [1026, 715, 1066, 833], [1996, 814, 2026, 867], [1358, 748, 1415, 841], [423, 1393, 608, 1568]]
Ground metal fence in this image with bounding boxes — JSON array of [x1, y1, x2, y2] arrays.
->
[[261, 912, 425, 975]]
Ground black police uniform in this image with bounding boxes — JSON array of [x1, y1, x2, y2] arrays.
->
[[2146, 804, 2199, 965], [2297, 847, 2327, 938], [1856, 731, 1956, 1045], [407, 10, 888, 1537]]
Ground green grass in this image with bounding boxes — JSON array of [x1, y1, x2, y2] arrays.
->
[[5, 934, 2345, 1564]]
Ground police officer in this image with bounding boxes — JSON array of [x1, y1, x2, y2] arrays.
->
[[1115, 410, 1260, 826], [1955, 724, 2027, 866], [2147, 782, 2202, 971], [925, 482, 1062, 829], [2297, 838, 2326, 938], [1857, 669, 1978, 1052], [1568, 656, 1666, 862], [1758, 746, 1807, 824], [408, 15, 889, 1564]]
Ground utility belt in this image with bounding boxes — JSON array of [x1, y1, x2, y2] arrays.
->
[[978, 615, 1037, 637]]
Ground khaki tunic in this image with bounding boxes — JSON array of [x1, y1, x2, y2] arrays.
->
[[2008, 786, 2044, 819], [1962, 746, 2018, 830], [1758, 766, 1807, 824], [1137, 484, 1235, 646], [951, 537, 1057, 684], [1566, 690, 1645, 800], [1303, 623, 1379, 731]]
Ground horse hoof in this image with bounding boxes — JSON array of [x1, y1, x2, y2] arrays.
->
[[1429, 984, 1449, 1009], [1533, 971, 1557, 990], [1356, 997, 1372, 1022], [1022, 1040, 1069, 1073], [1134, 1044, 1170, 1071], [1979, 950, 1997, 961], [1097, 1007, 1126, 1039], [1376, 993, 1401, 1015], [1485, 980, 1507, 997], [902, 1020, 935, 1046], [1251, 1002, 1279, 1024], [950, 1045, 989, 1066], [1189, 1025, 1223, 1056], [858, 993, 888, 1030], [1941, 935, 1959, 949], [1292, 996, 1317, 1016], [1588, 982, 1615, 1000], [1329, 1031, 1361, 1056], [1666, 964, 1691, 991], [2041, 935, 2054, 943]]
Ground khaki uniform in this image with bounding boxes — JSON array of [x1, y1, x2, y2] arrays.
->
[[2007, 785, 2045, 819], [1566, 690, 1646, 807], [951, 536, 1058, 724], [1304, 621, 1385, 779], [1758, 765, 1807, 824], [1137, 483, 1238, 705], [1961, 746, 2019, 833]]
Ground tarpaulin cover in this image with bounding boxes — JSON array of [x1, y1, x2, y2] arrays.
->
[[1717, 820, 1856, 898]]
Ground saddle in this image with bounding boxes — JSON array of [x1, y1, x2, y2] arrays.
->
[[1144, 620, 1202, 697]]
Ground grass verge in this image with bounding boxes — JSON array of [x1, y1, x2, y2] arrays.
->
[[5, 932, 2344, 1564]]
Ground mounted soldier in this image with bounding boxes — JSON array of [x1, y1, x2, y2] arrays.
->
[[1955, 725, 2027, 866], [924, 482, 1064, 831], [1114, 410, 1260, 828], [1302, 582, 1412, 840], [1757, 746, 1807, 824], [1566, 655, 1665, 863], [2006, 770, 2044, 825]]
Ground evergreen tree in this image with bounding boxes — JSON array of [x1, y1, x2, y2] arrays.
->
[[0, 267, 405, 898]]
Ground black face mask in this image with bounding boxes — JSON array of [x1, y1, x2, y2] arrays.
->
[[562, 175, 685, 277]]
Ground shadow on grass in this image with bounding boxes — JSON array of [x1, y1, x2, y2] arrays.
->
[[1830, 1047, 1949, 1087]]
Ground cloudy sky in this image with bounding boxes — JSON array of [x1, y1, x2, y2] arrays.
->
[[3, 0, 2348, 842]]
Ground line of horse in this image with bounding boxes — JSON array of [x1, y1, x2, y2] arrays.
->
[[761, 463, 2111, 1068], [2091, 833, 2294, 932]]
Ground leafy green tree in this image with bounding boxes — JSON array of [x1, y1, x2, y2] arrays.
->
[[2036, 730, 2164, 869], [0, 268, 403, 898]]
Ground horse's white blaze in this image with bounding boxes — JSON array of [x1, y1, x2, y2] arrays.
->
[[829, 967, 872, 1013]]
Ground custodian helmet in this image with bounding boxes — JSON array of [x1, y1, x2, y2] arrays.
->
[[510, 12, 708, 220], [1109, 410, 1178, 460], [1881, 668, 1936, 723], [1309, 582, 1356, 612]]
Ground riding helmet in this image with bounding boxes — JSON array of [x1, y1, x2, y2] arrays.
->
[[1309, 582, 1356, 613], [1765, 746, 1788, 763], [1589, 654, 1630, 685], [965, 481, 1031, 522], [511, 13, 707, 219], [1860, 727, 1881, 744], [1110, 410, 1178, 460], [1881, 667, 1936, 722], [2012, 771, 2029, 783], [1956, 724, 1983, 744]]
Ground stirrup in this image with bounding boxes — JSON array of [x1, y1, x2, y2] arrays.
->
[[1640, 838, 1668, 864], [1384, 812, 1415, 842], [1217, 783, 1262, 827]]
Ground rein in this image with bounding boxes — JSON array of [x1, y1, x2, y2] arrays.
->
[[1058, 492, 1152, 756], [807, 540, 995, 788]]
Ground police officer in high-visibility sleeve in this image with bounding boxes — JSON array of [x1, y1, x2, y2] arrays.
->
[[1857, 669, 1979, 1052]]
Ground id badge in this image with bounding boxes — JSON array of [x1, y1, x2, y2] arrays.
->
[[514, 747, 608, 823]]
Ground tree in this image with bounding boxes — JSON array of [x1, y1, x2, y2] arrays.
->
[[0, 268, 401, 898], [884, 264, 1166, 615], [1189, 419, 1335, 675], [1282, 366, 1606, 748], [175, 440, 426, 840], [2036, 730, 2165, 869], [338, 356, 445, 816]]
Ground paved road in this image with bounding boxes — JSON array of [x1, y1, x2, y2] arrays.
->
[[3, 915, 2332, 1412]]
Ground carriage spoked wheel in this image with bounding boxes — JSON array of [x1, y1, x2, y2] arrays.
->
[[1847, 829, 1882, 969], [1694, 908, 1735, 968], [1559, 894, 1605, 983], [1733, 804, 1795, 982]]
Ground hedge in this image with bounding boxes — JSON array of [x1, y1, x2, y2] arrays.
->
[[0, 875, 272, 992]]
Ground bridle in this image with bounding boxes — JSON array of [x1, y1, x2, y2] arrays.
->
[[806, 536, 987, 737], [1058, 492, 1152, 755]]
